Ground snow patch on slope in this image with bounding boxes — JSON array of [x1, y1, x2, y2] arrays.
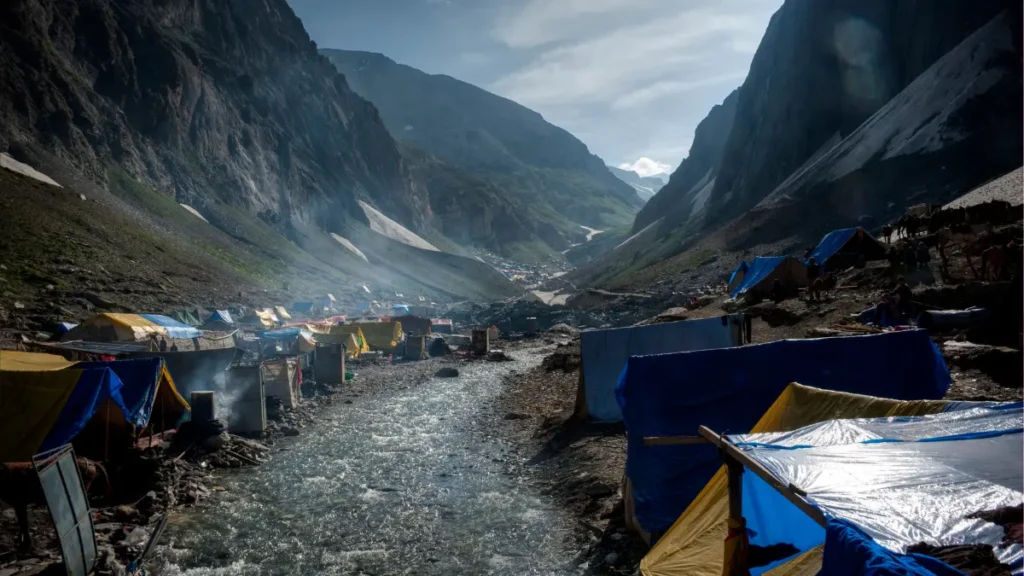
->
[[357, 200, 439, 252], [330, 233, 370, 263], [1, 154, 61, 187], [180, 204, 209, 223]]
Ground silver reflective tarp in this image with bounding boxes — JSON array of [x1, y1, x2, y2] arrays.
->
[[730, 405, 1023, 568]]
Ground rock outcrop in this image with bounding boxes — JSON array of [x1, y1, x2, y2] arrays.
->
[[704, 0, 1016, 230], [322, 49, 643, 251], [607, 167, 667, 203], [632, 89, 738, 233]]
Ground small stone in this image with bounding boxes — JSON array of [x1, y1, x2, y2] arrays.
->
[[503, 412, 530, 421], [604, 552, 620, 566], [610, 532, 625, 541], [584, 482, 616, 498], [435, 367, 460, 378], [13, 301, 24, 309], [280, 425, 301, 437], [113, 504, 139, 522]]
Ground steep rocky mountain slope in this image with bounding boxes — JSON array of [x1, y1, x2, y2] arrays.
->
[[0, 0, 516, 303], [607, 167, 667, 202], [572, 1, 1022, 289], [632, 89, 739, 233], [321, 49, 643, 251]]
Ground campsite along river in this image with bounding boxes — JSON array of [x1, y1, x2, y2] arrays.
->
[[150, 348, 581, 576]]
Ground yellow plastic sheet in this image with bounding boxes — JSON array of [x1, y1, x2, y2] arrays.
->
[[0, 351, 77, 371], [352, 322, 402, 350], [0, 369, 83, 460], [307, 325, 370, 357], [640, 383, 949, 576]]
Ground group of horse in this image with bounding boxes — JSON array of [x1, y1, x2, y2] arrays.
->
[[879, 200, 1021, 281]]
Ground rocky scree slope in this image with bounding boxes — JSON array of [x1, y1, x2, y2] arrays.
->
[[322, 49, 643, 252], [0, 0, 516, 300]]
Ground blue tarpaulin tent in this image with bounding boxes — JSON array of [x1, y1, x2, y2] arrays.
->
[[616, 330, 951, 535], [725, 403, 1022, 574], [206, 310, 233, 325], [40, 368, 130, 453], [805, 227, 887, 269], [726, 262, 748, 293], [729, 256, 808, 298], [75, 358, 188, 429]]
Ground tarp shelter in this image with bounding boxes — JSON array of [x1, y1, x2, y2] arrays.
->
[[579, 316, 747, 422], [392, 304, 410, 316], [55, 322, 78, 336], [617, 330, 951, 538], [306, 325, 370, 357], [202, 310, 234, 331], [0, 350, 77, 371], [62, 313, 203, 342], [710, 402, 1022, 575], [430, 319, 453, 334], [729, 256, 808, 299], [171, 309, 204, 327], [259, 328, 316, 355], [352, 321, 403, 350], [398, 315, 432, 336], [805, 227, 887, 270], [261, 357, 300, 409], [0, 352, 131, 461], [726, 261, 748, 294], [75, 358, 189, 430], [640, 383, 952, 576]]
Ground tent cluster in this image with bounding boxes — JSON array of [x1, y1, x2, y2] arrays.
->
[[592, 325, 1024, 575], [727, 227, 888, 299]]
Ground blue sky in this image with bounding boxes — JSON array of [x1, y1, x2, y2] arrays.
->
[[288, 0, 782, 176]]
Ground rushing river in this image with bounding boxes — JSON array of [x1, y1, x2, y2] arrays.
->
[[151, 351, 579, 575]]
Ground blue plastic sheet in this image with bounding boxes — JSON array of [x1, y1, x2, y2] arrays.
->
[[581, 316, 742, 421], [75, 359, 164, 428], [138, 314, 202, 339], [730, 257, 785, 297], [822, 520, 965, 576], [616, 330, 951, 535], [807, 228, 859, 265], [727, 261, 748, 287], [40, 368, 130, 452]]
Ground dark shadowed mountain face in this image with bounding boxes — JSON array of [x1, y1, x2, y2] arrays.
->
[[0, 0, 519, 301], [0, 0, 427, 235], [703, 0, 1015, 230], [607, 167, 667, 203], [632, 89, 739, 234], [321, 49, 643, 249]]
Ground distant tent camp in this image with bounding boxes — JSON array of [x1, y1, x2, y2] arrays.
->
[[62, 313, 202, 342], [673, 400, 1021, 576], [726, 261, 748, 294], [352, 321, 403, 350], [240, 308, 279, 328], [616, 330, 950, 539], [806, 226, 887, 270], [577, 316, 748, 422], [202, 310, 235, 331], [0, 352, 131, 461], [728, 256, 808, 298], [640, 383, 953, 576], [307, 324, 370, 357]]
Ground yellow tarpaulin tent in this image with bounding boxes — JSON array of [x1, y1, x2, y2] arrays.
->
[[352, 321, 402, 350], [0, 350, 77, 371], [306, 325, 370, 357], [0, 357, 85, 461], [640, 383, 949, 576]]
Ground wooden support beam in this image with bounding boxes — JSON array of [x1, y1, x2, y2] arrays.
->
[[642, 435, 710, 446], [698, 425, 827, 528]]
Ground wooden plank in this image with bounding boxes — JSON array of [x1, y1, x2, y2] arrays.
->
[[699, 425, 827, 527], [642, 435, 710, 446]]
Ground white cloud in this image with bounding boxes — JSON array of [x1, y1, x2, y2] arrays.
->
[[618, 157, 672, 177], [486, 0, 781, 169]]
